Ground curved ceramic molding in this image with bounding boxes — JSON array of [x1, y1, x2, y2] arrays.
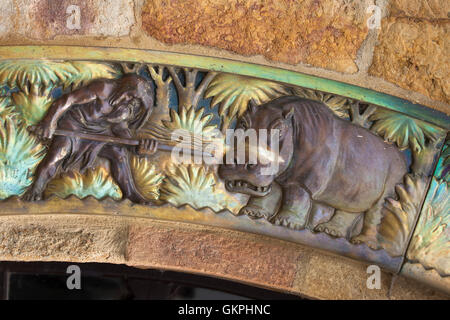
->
[[0, 45, 448, 293]]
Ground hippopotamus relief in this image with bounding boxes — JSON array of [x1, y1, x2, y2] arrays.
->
[[219, 96, 407, 248]]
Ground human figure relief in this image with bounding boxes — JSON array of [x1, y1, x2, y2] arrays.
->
[[23, 74, 158, 203]]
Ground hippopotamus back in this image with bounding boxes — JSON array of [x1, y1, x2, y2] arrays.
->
[[275, 96, 407, 213]]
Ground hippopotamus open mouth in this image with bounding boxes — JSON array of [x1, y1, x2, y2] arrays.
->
[[225, 180, 272, 197]]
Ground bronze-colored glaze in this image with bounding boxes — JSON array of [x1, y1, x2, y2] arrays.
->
[[0, 53, 447, 292], [219, 96, 407, 249], [23, 75, 158, 203]]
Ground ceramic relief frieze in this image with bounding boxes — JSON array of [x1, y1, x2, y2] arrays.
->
[[406, 138, 449, 277], [0, 46, 448, 280]]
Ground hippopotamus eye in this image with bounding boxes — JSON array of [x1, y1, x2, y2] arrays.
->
[[270, 119, 287, 133]]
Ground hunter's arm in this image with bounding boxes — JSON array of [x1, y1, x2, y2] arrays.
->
[[111, 122, 133, 139], [43, 80, 108, 126]]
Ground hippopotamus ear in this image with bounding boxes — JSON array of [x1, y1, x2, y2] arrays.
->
[[284, 107, 295, 121], [248, 99, 258, 114]]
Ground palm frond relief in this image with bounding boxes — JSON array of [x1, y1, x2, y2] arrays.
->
[[160, 164, 240, 213], [205, 73, 288, 130], [407, 178, 449, 276], [45, 166, 122, 200], [370, 109, 444, 153], [292, 87, 352, 119], [131, 156, 165, 201], [0, 117, 45, 199], [378, 174, 428, 256]]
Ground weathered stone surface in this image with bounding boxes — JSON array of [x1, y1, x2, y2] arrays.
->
[[0, 0, 14, 36], [401, 263, 450, 296], [390, 274, 449, 299], [295, 253, 392, 299], [13, 0, 135, 39], [389, 0, 450, 20], [0, 214, 447, 299], [127, 222, 302, 291], [370, 14, 449, 104], [142, 0, 370, 73], [0, 215, 128, 262]]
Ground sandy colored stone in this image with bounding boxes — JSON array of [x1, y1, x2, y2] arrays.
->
[[0, 0, 14, 36], [0, 0, 448, 114], [13, 0, 135, 39], [0, 215, 128, 263], [390, 274, 449, 299], [370, 17, 449, 104], [142, 0, 371, 73], [296, 252, 392, 299], [389, 0, 450, 20], [401, 263, 450, 295], [0, 214, 447, 298], [127, 222, 302, 291]]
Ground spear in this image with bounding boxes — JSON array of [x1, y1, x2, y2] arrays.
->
[[27, 126, 213, 158]]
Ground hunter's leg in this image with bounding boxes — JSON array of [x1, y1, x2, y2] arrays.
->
[[101, 146, 147, 203], [23, 137, 71, 201]]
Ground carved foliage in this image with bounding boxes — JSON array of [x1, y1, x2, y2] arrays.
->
[[0, 60, 122, 200], [0, 60, 447, 269], [372, 112, 445, 257], [406, 139, 450, 276], [11, 92, 53, 126], [407, 178, 449, 275], [0, 60, 120, 94], [0, 117, 45, 199], [205, 73, 288, 130], [438, 140, 450, 182], [162, 106, 217, 138], [370, 109, 444, 152], [292, 87, 352, 119], [131, 156, 165, 201], [0, 97, 17, 119], [160, 164, 240, 213], [378, 174, 428, 256], [45, 167, 122, 200]]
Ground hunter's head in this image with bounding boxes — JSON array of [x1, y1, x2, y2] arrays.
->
[[109, 75, 154, 130]]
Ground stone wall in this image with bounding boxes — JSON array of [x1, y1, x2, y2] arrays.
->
[[0, 0, 448, 114]]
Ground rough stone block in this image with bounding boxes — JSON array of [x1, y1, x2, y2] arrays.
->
[[0, 0, 14, 37], [126, 222, 302, 291], [369, 8, 449, 104], [142, 0, 371, 73], [295, 253, 392, 300], [389, 0, 449, 20], [12, 0, 135, 39]]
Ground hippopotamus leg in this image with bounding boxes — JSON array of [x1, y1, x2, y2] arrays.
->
[[272, 182, 312, 230], [315, 210, 363, 239], [239, 182, 282, 220], [351, 199, 385, 249], [350, 164, 405, 249]]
